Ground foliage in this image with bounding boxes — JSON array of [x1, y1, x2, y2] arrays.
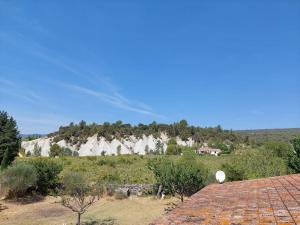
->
[[33, 143, 42, 157], [237, 128, 300, 145], [22, 134, 42, 141], [221, 163, 245, 181], [1, 148, 10, 170], [117, 145, 121, 155], [49, 143, 61, 157], [49, 144, 75, 157], [165, 144, 182, 155], [263, 141, 293, 159], [48, 120, 242, 147], [0, 162, 37, 198], [26, 158, 63, 195], [288, 136, 300, 173], [0, 111, 20, 168], [61, 171, 101, 225], [148, 157, 205, 202], [222, 150, 287, 181]]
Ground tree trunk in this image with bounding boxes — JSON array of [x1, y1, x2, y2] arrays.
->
[[76, 213, 81, 225], [156, 185, 162, 198], [180, 194, 184, 202]]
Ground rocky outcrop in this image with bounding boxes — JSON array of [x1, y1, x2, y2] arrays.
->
[[21, 134, 195, 156]]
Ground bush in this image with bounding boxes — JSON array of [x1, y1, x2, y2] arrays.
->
[[221, 150, 287, 181], [33, 143, 42, 157], [288, 136, 300, 172], [27, 158, 63, 195], [148, 157, 205, 202], [49, 144, 61, 157], [0, 163, 37, 198], [222, 163, 245, 181], [263, 141, 293, 159]]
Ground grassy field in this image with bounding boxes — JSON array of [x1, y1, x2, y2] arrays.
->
[[0, 196, 178, 225]]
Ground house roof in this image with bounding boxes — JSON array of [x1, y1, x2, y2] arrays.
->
[[198, 146, 221, 153], [150, 174, 300, 225]]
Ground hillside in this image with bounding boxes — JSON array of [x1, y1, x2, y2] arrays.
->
[[236, 128, 300, 145], [21, 120, 241, 156]]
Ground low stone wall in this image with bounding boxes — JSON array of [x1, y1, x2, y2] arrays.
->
[[114, 184, 154, 196]]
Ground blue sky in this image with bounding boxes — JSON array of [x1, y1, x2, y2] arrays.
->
[[0, 0, 299, 134]]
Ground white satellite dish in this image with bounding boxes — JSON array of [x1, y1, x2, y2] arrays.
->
[[216, 170, 225, 183]]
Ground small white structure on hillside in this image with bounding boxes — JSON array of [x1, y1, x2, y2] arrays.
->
[[197, 143, 221, 156]]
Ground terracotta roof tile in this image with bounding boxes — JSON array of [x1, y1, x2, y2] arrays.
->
[[150, 174, 300, 225]]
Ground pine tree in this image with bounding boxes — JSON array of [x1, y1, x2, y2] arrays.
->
[[0, 111, 20, 168], [1, 148, 10, 169]]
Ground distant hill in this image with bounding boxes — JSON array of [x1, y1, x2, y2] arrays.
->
[[235, 128, 300, 144], [20, 134, 45, 141]]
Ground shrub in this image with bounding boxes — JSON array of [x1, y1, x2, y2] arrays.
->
[[33, 143, 42, 156], [148, 157, 205, 202], [288, 136, 300, 172], [49, 143, 61, 157], [0, 162, 37, 198], [222, 163, 245, 181], [27, 158, 63, 195], [263, 141, 293, 159], [222, 150, 287, 181]]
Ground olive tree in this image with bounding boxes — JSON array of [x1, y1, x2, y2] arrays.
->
[[0, 162, 37, 198], [148, 157, 205, 202], [61, 171, 101, 225]]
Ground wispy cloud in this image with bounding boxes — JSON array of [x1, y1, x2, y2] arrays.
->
[[0, 77, 43, 104], [0, 29, 164, 119], [58, 82, 165, 118]]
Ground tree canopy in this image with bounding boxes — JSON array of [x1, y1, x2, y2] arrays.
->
[[0, 111, 20, 169], [49, 120, 242, 147]]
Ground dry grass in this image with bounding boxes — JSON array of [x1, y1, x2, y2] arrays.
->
[[0, 196, 179, 225]]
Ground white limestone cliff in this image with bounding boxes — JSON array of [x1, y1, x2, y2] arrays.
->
[[21, 134, 195, 156]]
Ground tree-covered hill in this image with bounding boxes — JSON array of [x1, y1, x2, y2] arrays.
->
[[236, 128, 300, 145], [48, 120, 241, 146]]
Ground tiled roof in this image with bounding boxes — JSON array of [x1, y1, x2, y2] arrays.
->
[[151, 174, 300, 225]]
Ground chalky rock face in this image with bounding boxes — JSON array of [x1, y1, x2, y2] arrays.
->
[[21, 134, 195, 156]]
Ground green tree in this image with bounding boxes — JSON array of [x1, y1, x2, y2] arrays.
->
[[0, 162, 37, 198], [155, 140, 164, 155], [0, 111, 20, 169], [33, 143, 42, 157], [288, 136, 300, 172], [61, 147, 73, 156], [61, 171, 101, 225], [27, 158, 63, 195], [1, 148, 10, 170], [144, 145, 149, 155], [49, 143, 61, 157], [117, 145, 121, 155], [148, 158, 205, 202]]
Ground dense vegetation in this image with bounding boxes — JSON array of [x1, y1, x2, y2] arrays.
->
[[236, 128, 300, 145], [1, 110, 300, 209], [48, 120, 241, 146], [0, 111, 20, 169]]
